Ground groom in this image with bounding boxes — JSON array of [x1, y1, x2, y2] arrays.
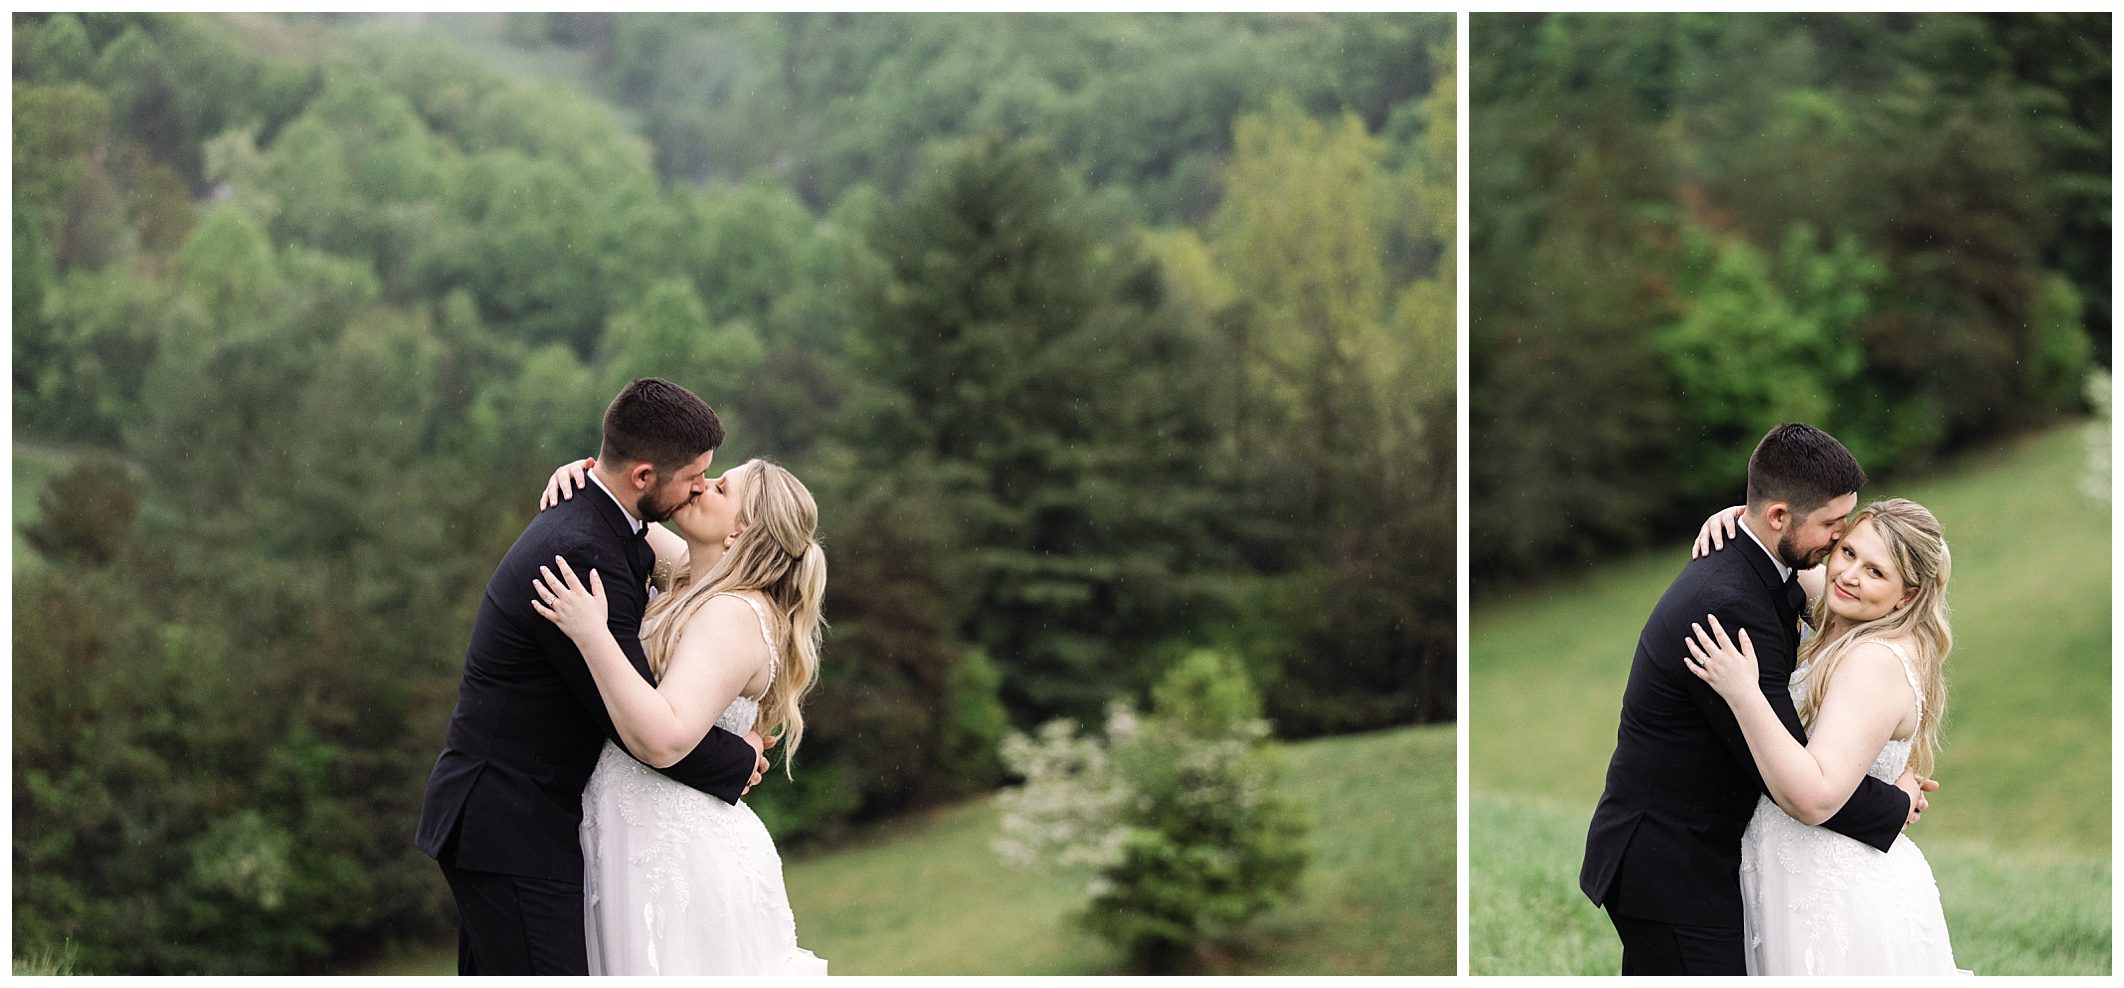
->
[[416, 378, 770, 975], [1579, 423, 1927, 975]]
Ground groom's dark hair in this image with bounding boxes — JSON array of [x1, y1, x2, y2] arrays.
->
[[1746, 423, 1866, 517], [600, 378, 724, 474]]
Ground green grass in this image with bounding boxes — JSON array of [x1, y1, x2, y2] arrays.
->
[[1472, 793, 2111, 975], [12, 940, 80, 976], [352, 723, 1455, 975], [1471, 422, 2111, 974]]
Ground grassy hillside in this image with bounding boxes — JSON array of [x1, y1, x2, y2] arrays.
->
[[1471, 422, 2111, 974], [357, 722, 1454, 975]]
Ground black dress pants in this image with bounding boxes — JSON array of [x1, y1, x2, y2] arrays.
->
[[438, 856, 588, 975], [1607, 909, 1746, 975]]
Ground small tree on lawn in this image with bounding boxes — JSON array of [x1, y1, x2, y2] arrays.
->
[[997, 650, 1308, 972]]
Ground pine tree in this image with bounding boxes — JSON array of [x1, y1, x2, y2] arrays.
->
[[846, 132, 1220, 724]]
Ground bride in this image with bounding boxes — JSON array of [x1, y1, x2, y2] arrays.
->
[[532, 456, 829, 975], [1686, 497, 1967, 975]]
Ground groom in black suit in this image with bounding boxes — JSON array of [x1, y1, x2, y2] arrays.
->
[[416, 378, 768, 975], [1580, 423, 1925, 975]]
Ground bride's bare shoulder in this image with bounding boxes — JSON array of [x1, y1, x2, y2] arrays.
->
[[1853, 636, 1920, 664], [684, 590, 767, 627], [1820, 638, 1915, 689], [662, 592, 772, 678], [1821, 639, 1924, 718]]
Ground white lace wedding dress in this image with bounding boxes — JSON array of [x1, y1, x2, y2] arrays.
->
[[580, 593, 827, 975], [1738, 640, 1968, 975]]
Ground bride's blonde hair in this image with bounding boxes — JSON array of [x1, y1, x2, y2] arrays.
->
[[1796, 498, 1951, 777], [644, 459, 825, 776]]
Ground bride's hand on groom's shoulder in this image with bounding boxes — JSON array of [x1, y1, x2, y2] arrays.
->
[[531, 555, 608, 642], [539, 457, 595, 511], [1682, 613, 1758, 702], [1692, 505, 1746, 558]]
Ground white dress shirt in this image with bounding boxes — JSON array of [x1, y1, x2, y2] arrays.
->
[[583, 469, 660, 600], [584, 469, 645, 535], [1737, 515, 1794, 585]]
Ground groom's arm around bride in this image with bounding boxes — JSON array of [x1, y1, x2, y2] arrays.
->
[[1677, 584, 1918, 845]]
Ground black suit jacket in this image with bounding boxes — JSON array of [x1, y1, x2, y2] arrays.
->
[[1579, 532, 1909, 927], [416, 486, 756, 882]]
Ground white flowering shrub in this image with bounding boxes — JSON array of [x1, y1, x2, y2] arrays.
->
[[995, 711, 1135, 873], [996, 650, 1308, 971]]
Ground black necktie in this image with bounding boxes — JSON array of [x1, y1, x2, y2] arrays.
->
[[1784, 573, 1806, 616], [628, 523, 652, 579]]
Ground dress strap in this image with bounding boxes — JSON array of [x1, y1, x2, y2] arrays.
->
[[710, 592, 779, 701], [1876, 639, 1923, 722]]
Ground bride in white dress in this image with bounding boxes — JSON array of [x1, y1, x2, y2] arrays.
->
[[1687, 498, 1967, 975], [534, 457, 829, 975]]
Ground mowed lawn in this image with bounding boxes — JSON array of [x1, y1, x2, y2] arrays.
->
[[1471, 422, 2111, 975], [360, 723, 1455, 975]]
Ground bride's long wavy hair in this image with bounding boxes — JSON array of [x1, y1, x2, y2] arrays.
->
[[644, 459, 825, 777], [1796, 498, 1952, 777]]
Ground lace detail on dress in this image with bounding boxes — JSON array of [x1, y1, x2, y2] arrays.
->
[[1783, 641, 1921, 783], [1872, 640, 1923, 778], [577, 591, 822, 975], [1737, 639, 1965, 975], [706, 592, 779, 736], [581, 744, 816, 974]]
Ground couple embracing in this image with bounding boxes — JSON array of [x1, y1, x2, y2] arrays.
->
[[1582, 423, 1969, 975], [415, 378, 829, 975]]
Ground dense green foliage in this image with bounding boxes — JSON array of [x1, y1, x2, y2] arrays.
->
[[1471, 13, 2109, 584], [12, 12, 1452, 973], [1470, 423, 2110, 973], [494, 12, 1451, 225]]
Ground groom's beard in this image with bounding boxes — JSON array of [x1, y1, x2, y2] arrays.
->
[[637, 489, 687, 524], [1776, 530, 1827, 571]]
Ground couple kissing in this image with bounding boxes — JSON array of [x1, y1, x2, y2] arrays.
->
[[415, 378, 829, 975]]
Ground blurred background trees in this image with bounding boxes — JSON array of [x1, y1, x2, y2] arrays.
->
[[1471, 12, 2109, 587], [12, 12, 1453, 973]]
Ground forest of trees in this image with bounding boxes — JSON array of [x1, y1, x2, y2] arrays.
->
[[1472, 12, 2109, 585], [12, 12, 1454, 973]]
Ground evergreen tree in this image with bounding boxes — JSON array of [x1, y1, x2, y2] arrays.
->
[[846, 132, 1221, 723]]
